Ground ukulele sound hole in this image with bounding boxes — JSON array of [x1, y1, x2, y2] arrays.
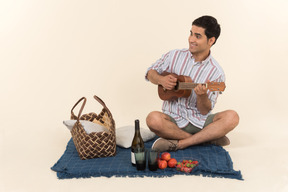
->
[[175, 81, 180, 90]]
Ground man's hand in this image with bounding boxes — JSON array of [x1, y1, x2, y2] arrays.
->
[[194, 83, 208, 96], [159, 74, 177, 90], [146, 70, 177, 90], [194, 81, 211, 115]]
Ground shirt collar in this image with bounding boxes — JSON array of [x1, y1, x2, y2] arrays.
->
[[191, 51, 212, 65]]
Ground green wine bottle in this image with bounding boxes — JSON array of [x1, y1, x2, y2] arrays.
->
[[131, 119, 145, 166]]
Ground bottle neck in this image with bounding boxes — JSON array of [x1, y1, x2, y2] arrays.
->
[[135, 126, 140, 135], [134, 119, 141, 137]]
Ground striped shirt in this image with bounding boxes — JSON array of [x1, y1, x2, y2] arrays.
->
[[145, 49, 225, 129]]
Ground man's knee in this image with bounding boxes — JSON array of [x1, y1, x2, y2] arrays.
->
[[224, 110, 239, 130], [215, 110, 239, 132], [146, 111, 163, 132]]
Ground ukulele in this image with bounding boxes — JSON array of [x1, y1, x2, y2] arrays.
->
[[158, 72, 226, 101]]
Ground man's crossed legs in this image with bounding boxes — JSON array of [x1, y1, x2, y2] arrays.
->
[[146, 110, 239, 152]]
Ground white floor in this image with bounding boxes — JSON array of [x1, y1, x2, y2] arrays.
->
[[1, 1, 288, 191], [1, 111, 288, 192]]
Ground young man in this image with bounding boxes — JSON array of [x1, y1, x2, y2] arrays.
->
[[145, 16, 239, 152]]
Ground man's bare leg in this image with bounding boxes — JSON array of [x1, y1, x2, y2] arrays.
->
[[178, 110, 239, 149], [146, 111, 192, 140], [146, 110, 239, 150]]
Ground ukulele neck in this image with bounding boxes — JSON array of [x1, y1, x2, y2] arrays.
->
[[176, 82, 206, 90]]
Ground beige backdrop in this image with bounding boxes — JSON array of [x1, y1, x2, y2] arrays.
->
[[1, 0, 288, 191]]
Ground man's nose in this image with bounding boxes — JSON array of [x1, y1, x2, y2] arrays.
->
[[189, 35, 196, 42]]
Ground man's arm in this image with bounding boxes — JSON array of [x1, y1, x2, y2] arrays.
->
[[194, 84, 212, 115], [148, 69, 212, 114], [147, 69, 177, 90]]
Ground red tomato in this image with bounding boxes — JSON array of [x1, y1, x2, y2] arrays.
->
[[161, 152, 171, 161], [168, 158, 177, 168], [158, 160, 167, 169]]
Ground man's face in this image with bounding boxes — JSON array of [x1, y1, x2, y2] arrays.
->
[[188, 25, 214, 56]]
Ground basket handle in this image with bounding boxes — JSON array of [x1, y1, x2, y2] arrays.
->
[[71, 97, 87, 122], [93, 95, 113, 118]]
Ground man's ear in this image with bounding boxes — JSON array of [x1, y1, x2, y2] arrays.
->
[[208, 37, 216, 46]]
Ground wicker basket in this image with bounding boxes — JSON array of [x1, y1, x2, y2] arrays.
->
[[70, 95, 116, 160]]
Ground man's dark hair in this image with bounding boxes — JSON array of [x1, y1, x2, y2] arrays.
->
[[192, 15, 221, 45]]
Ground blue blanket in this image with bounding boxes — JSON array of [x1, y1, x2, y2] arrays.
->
[[51, 138, 242, 180]]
